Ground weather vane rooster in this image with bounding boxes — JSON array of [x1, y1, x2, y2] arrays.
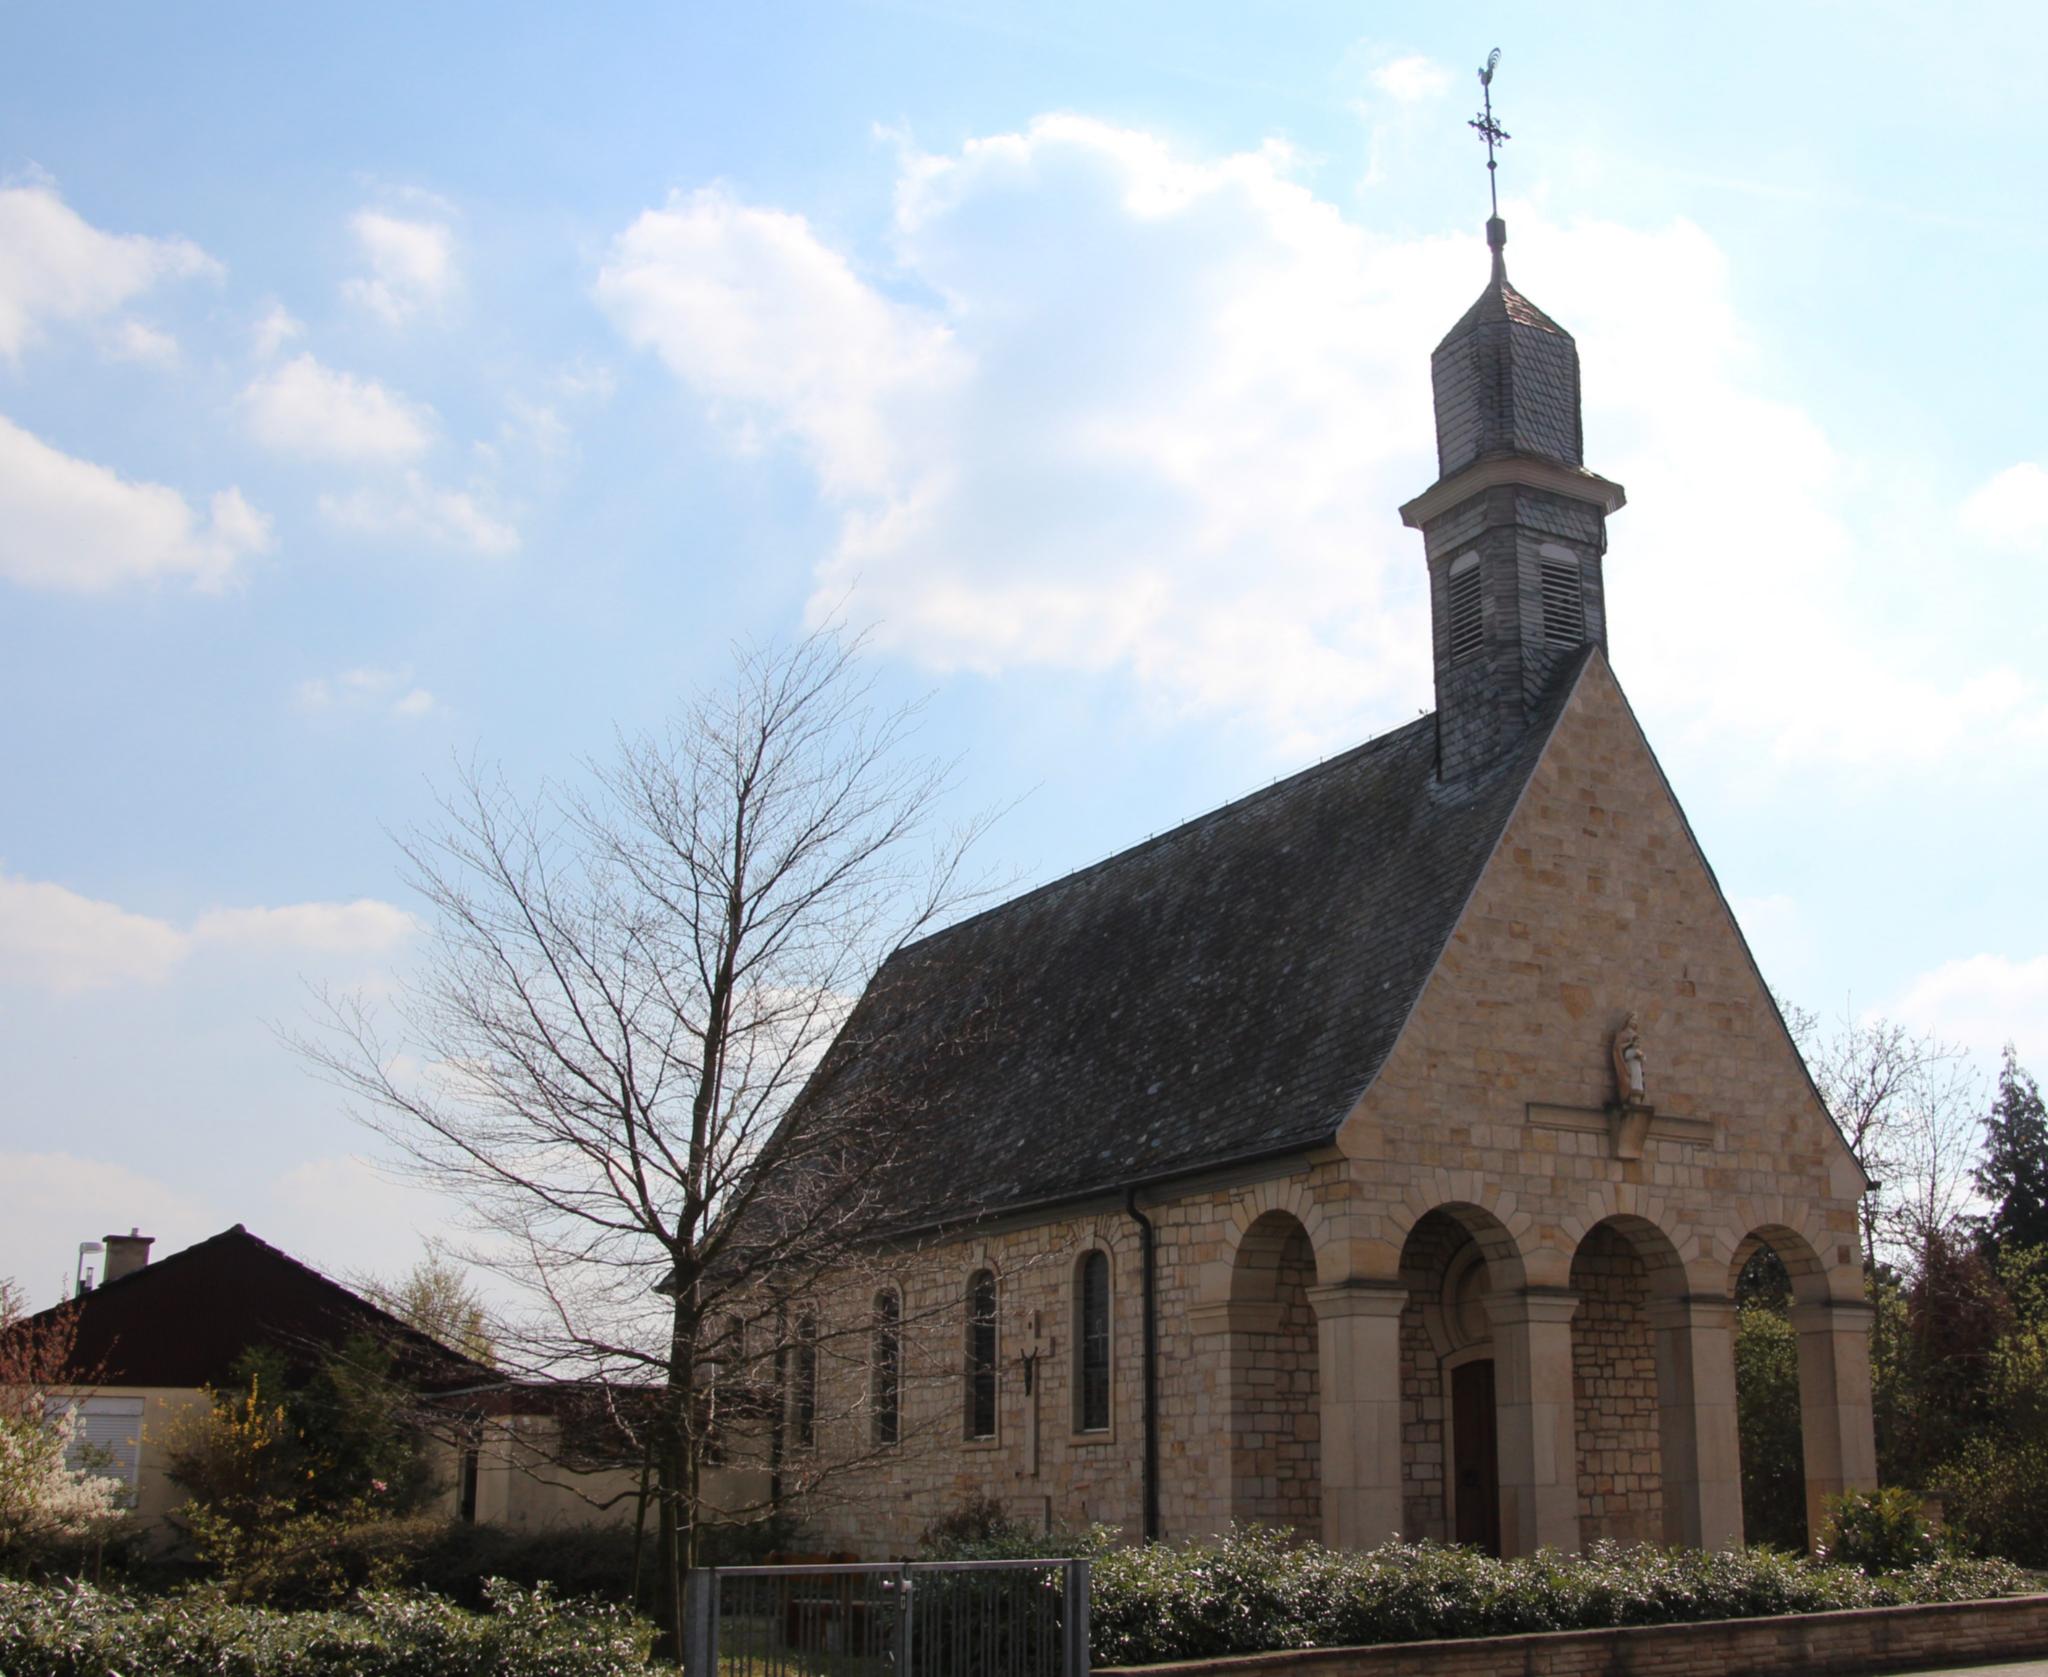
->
[[1469, 48, 1509, 218]]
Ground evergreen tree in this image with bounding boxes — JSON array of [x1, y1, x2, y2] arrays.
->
[[1975, 1048, 2048, 1256]]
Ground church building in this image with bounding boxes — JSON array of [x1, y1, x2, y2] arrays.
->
[[786, 208, 1876, 1560]]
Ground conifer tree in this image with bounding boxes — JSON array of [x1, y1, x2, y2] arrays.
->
[[1974, 1048, 2048, 1256]]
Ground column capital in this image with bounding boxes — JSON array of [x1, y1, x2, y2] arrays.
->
[[1481, 1285, 1580, 1327], [1788, 1299, 1876, 1334], [1187, 1299, 1284, 1337], [1646, 1294, 1738, 1332], [1306, 1280, 1409, 1321]]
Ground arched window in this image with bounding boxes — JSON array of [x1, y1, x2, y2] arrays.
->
[[791, 1309, 818, 1450], [872, 1288, 901, 1448], [1076, 1250, 1111, 1433], [965, 1269, 998, 1439]]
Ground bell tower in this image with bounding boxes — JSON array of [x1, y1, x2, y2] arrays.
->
[[1401, 59, 1625, 782]]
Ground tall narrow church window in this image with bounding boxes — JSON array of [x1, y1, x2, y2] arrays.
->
[[1540, 554, 1584, 645], [966, 1269, 998, 1439], [1447, 552, 1484, 664], [872, 1288, 901, 1448], [791, 1310, 817, 1450], [1076, 1250, 1111, 1433]]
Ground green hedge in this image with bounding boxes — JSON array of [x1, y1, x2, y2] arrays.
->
[[1086, 1529, 2029, 1668], [0, 1577, 653, 1677]]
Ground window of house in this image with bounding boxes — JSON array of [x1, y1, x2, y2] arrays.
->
[[1076, 1250, 1111, 1433], [1447, 551, 1484, 664], [792, 1310, 818, 1450], [1540, 552, 1584, 644], [872, 1288, 901, 1448], [966, 1269, 998, 1439]]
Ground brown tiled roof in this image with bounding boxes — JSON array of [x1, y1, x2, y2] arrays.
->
[[799, 651, 1592, 1233], [16, 1225, 492, 1391]]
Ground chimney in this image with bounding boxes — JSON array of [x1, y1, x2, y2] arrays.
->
[[102, 1228, 153, 1283]]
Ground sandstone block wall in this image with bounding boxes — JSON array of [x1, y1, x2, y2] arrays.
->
[[1568, 1223, 1660, 1542]]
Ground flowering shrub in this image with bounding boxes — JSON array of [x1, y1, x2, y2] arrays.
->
[[0, 1576, 653, 1677], [0, 1408, 128, 1568]]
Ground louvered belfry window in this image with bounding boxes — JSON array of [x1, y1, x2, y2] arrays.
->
[[1077, 1250, 1111, 1432], [1540, 554, 1584, 645], [1447, 553, 1484, 664], [966, 1269, 999, 1439]]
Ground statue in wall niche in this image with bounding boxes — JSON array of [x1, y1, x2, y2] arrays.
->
[[1612, 1011, 1647, 1106]]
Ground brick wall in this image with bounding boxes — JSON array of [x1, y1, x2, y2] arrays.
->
[[1099, 1593, 2048, 1677], [1569, 1223, 1661, 1543]]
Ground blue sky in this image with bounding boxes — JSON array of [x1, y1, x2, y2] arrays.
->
[[3, 1, 2044, 1305]]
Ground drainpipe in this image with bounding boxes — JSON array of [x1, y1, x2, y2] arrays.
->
[[1123, 1185, 1160, 1542]]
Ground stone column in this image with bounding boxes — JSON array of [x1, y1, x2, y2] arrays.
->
[[1306, 1281, 1408, 1550], [1484, 1286, 1582, 1555], [1187, 1300, 1280, 1540], [1787, 1299, 1878, 1546], [1647, 1295, 1744, 1551]]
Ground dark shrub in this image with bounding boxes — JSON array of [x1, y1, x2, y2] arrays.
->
[[0, 1576, 652, 1677], [1084, 1528, 2027, 1668], [1818, 1487, 1943, 1574]]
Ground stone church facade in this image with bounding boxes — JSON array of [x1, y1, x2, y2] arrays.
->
[[784, 215, 1876, 1560]]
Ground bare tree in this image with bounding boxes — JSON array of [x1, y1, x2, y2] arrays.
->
[[297, 629, 997, 1658], [1783, 999, 1984, 1274]]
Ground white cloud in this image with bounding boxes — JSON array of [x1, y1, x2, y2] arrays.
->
[[343, 210, 457, 325], [1370, 55, 1452, 103], [295, 665, 438, 720], [251, 302, 303, 358], [1891, 953, 2048, 1067], [318, 470, 518, 555], [240, 353, 435, 462], [192, 899, 419, 954], [596, 185, 965, 499], [103, 319, 179, 365], [0, 870, 416, 993], [1960, 462, 2048, 551], [601, 116, 2048, 767], [0, 873, 189, 993], [0, 180, 218, 360], [0, 413, 270, 592]]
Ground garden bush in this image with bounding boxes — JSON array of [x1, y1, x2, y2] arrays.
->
[[1082, 1528, 2029, 1668], [0, 1575, 652, 1677], [1817, 1486, 1944, 1574], [1935, 1436, 2048, 1566]]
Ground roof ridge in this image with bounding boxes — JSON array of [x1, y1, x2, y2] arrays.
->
[[897, 711, 1439, 957], [33, 1223, 493, 1378]]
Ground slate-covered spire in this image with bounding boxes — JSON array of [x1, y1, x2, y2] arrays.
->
[[1431, 217, 1583, 475], [1401, 216, 1626, 783]]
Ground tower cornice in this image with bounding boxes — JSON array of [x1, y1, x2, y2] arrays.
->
[[1400, 454, 1626, 530]]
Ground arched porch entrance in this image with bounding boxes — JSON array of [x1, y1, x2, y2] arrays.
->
[[1218, 1209, 1322, 1536], [1728, 1223, 1876, 1549]]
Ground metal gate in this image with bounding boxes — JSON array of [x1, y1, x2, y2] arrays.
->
[[684, 1557, 1090, 1676]]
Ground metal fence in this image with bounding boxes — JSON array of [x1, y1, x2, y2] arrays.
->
[[684, 1558, 1090, 1676]]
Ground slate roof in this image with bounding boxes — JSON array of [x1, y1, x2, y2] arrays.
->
[[806, 649, 1594, 1234], [13, 1224, 492, 1392], [1438, 251, 1571, 346]]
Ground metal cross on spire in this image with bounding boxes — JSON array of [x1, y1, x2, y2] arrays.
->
[[1469, 48, 1509, 219]]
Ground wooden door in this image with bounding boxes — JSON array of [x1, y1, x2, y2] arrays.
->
[[1451, 1358, 1501, 1556]]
